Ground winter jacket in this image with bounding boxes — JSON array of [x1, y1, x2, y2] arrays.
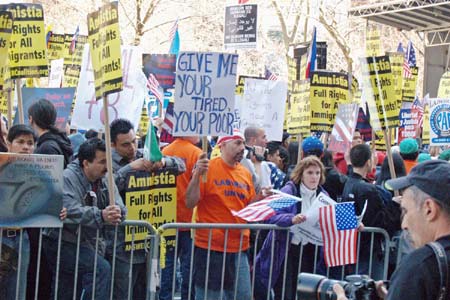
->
[[35, 130, 73, 168]]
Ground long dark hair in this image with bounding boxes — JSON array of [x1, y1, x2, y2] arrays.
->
[[28, 99, 60, 134], [376, 153, 406, 185]]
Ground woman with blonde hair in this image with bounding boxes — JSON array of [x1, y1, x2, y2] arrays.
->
[[254, 156, 329, 300]]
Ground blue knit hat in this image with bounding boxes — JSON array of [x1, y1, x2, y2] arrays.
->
[[302, 136, 324, 157]]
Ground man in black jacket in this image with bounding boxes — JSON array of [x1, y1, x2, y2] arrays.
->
[[342, 144, 400, 279]]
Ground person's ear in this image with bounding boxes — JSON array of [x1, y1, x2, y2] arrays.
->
[[423, 198, 439, 221]]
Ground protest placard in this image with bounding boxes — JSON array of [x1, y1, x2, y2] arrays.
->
[[422, 105, 431, 145], [87, 2, 122, 100], [124, 169, 177, 251], [0, 153, 63, 227], [14, 87, 74, 130], [240, 78, 287, 141], [398, 102, 419, 143], [0, 11, 12, 91], [173, 52, 238, 137], [63, 34, 88, 88], [71, 45, 146, 131], [365, 25, 382, 57], [387, 52, 404, 110], [7, 3, 48, 79], [48, 58, 64, 87], [288, 56, 297, 93], [361, 56, 398, 129], [235, 75, 263, 96], [287, 80, 310, 136], [328, 103, 359, 153], [142, 54, 176, 89], [429, 98, 450, 146], [402, 66, 418, 102], [437, 71, 450, 98], [309, 71, 350, 133], [47, 33, 65, 61], [224, 4, 257, 50]]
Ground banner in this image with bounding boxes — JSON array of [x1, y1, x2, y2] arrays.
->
[[14, 87, 75, 130], [47, 33, 65, 61], [173, 52, 238, 136], [287, 80, 309, 136], [0, 11, 12, 90], [387, 52, 404, 111], [328, 103, 359, 153], [437, 71, 450, 98], [48, 58, 64, 87], [72, 45, 146, 131], [398, 102, 419, 143], [309, 71, 350, 133], [429, 98, 450, 146], [365, 25, 382, 57], [7, 3, 48, 79], [224, 4, 257, 49], [0, 153, 63, 227], [124, 169, 177, 251], [87, 2, 122, 100], [63, 34, 88, 88], [361, 56, 398, 129], [402, 66, 418, 102], [142, 54, 176, 89], [240, 78, 287, 141]]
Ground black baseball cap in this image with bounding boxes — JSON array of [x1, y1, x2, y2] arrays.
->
[[385, 160, 450, 204]]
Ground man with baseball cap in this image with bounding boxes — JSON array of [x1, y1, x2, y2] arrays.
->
[[376, 160, 450, 299], [186, 129, 264, 300]]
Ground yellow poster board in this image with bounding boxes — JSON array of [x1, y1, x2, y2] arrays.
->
[[437, 71, 450, 98], [402, 66, 418, 102], [0, 11, 12, 90], [7, 3, 48, 79], [387, 52, 404, 112], [87, 2, 123, 100], [47, 33, 65, 61], [365, 25, 382, 57], [63, 34, 87, 88]]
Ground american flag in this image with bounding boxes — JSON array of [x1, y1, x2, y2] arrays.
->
[[162, 102, 174, 134], [319, 202, 358, 267], [69, 26, 79, 55], [329, 103, 359, 153], [403, 41, 416, 79], [147, 73, 164, 104], [232, 194, 299, 222], [265, 68, 278, 81], [411, 96, 424, 128]]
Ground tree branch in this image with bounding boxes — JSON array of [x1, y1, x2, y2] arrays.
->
[[271, 0, 290, 52]]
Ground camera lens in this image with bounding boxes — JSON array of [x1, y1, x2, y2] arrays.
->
[[298, 273, 346, 300]]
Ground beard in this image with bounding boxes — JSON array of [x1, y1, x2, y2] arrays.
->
[[233, 150, 244, 163]]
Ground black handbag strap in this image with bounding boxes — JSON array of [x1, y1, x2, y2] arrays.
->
[[427, 241, 449, 300]]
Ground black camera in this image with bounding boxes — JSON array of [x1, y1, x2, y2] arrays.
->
[[297, 273, 379, 300], [245, 145, 266, 162]]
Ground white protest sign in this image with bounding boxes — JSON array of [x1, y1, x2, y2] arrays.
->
[[71, 45, 146, 131], [290, 192, 336, 246], [173, 52, 238, 136], [48, 58, 64, 88], [240, 78, 287, 141], [429, 98, 450, 146]]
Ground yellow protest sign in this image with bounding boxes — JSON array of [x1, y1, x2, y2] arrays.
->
[[87, 2, 122, 100], [422, 105, 430, 145], [288, 56, 297, 93], [437, 71, 450, 98], [235, 75, 262, 96], [361, 56, 398, 129], [124, 170, 177, 251], [387, 52, 404, 111], [309, 71, 350, 133], [0, 11, 12, 90], [374, 129, 396, 151], [0, 91, 7, 116], [7, 3, 48, 79], [288, 80, 310, 136], [47, 33, 65, 60], [299, 52, 308, 80], [365, 25, 382, 57], [139, 105, 150, 136], [63, 34, 87, 88], [402, 66, 418, 102]]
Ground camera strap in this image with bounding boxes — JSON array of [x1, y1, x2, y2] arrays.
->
[[427, 241, 449, 300]]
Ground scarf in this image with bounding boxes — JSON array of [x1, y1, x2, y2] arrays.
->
[[299, 182, 317, 213]]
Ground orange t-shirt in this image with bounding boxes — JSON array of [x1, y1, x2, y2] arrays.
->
[[404, 159, 417, 174], [195, 157, 255, 253], [162, 139, 202, 226]]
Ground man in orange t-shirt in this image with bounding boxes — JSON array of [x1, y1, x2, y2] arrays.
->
[[160, 136, 202, 300], [186, 130, 260, 300], [399, 138, 419, 174]]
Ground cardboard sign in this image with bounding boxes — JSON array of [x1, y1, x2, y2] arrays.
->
[[124, 169, 177, 251], [402, 66, 418, 102], [71, 45, 146, 131], [361, 56, 398, 129], [0, 11, 12, 90], [87, 2, 122, 100], [63, 34, 88, 88], [365, 25, 382, 57], [173, 52, 238, 136], [224, 4, 257, 49], [240, 78, 287, 141], [398, 102, 419, 143], [287, 80, 310, 136], [48, 58, 64, 88], [14, 87, 75, 130], [142, 54, 176, 89], [0, 153, 63, 228], [387, 52, 404, 111], [47, 33, 65, 61], [309, 71, 350, 133], [429, 99, 450, 146]]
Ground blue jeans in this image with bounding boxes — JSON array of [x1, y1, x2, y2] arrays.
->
[[195, 251, 251, 300], [160, 231, 194, 300], [0, 230, 30, 300], [43, 237, 112, 300]]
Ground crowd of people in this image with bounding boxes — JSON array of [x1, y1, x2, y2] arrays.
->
[[1, 98, 450, 300]]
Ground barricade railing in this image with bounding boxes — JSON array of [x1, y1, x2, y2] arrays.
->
[[1, 221, 393, 300]]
